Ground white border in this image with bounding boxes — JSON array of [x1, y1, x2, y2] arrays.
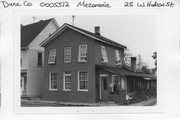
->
[[0, 4, 175, 118]]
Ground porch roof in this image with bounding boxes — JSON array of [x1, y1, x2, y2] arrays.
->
[[96, 65, 154, 79]]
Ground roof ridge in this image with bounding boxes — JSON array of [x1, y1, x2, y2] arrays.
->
[[22, 18, 54, 27], [41, 23, 126, 48], [21, 18, 55, 48], [65, 23, 126, 48]]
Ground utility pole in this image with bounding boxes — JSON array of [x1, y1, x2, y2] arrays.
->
[[32, 16, 37, 23], [72, 15, 75, 26]]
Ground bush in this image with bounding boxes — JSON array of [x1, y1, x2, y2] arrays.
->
[[146, 87, 156, 97]]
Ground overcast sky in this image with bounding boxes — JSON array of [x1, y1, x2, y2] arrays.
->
[[21, 15, 156, 68]]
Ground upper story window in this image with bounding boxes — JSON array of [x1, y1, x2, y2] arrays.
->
[[78, 44, 87, 62], [48, 49, 56, 64], [101, 46, 108, 63], [37, 52, 43, 66], [49, 72, 58, 91], [64, 47, 71, 63], [78, 71, 88, 91], [63, 71, 71, 91], [115, 50, 121, 65]]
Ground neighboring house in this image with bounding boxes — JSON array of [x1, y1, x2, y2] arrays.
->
[[40, 23, 155, 103], [21, 18, 59, 97]]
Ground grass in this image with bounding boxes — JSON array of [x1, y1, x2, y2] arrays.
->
[[21, 96, 157, 107]]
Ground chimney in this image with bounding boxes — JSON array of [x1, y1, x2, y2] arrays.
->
[[131, 57, 136, 72], [94, 26, 100, 35]]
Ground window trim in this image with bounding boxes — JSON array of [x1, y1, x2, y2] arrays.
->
[[78, 71, 88, 91], [78, 44, 88, 62], [64, 47, 72, 63], [48, 49, 56, 64], [49, 72, 58, 91], [101, 46, 108, 63], [63, 71, 72, 91]]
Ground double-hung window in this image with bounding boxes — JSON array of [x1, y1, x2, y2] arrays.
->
[[63, 71, 71, 91], [37, 52, 43, 66], [49, 72, 58, 90], [101, 46, 108, 63], [115, 50, 121, 65], [78, 71, 88, 91], [48, 49, 56, 64], [78, 44, 87, 62], [64, 47, 71, 63]]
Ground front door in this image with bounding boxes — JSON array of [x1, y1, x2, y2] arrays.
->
[[21, 75, 27, 96], [100, 76, 109, 101]]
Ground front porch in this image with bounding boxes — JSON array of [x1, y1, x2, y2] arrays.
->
[[21, 69, 27, 96], [96, 65, 156, 104], [107, 77, 156, 104]]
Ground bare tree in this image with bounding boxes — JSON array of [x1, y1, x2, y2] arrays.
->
[[124, 49, 149, 72], [136, 54, 144, 71], [152, 52, 157, 71], [124, 48, 132, 67]]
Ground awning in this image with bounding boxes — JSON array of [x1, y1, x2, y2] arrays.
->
[[96, 64, 154, 79]]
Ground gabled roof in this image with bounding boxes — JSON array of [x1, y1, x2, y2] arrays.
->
[[40, 23, 126, 49], [96, 64, 154, 79], [21, 18, 54, 48]]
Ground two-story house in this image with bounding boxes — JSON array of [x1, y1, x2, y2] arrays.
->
[[21, 18, 59, 97], [40, 23, 153, 103]]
